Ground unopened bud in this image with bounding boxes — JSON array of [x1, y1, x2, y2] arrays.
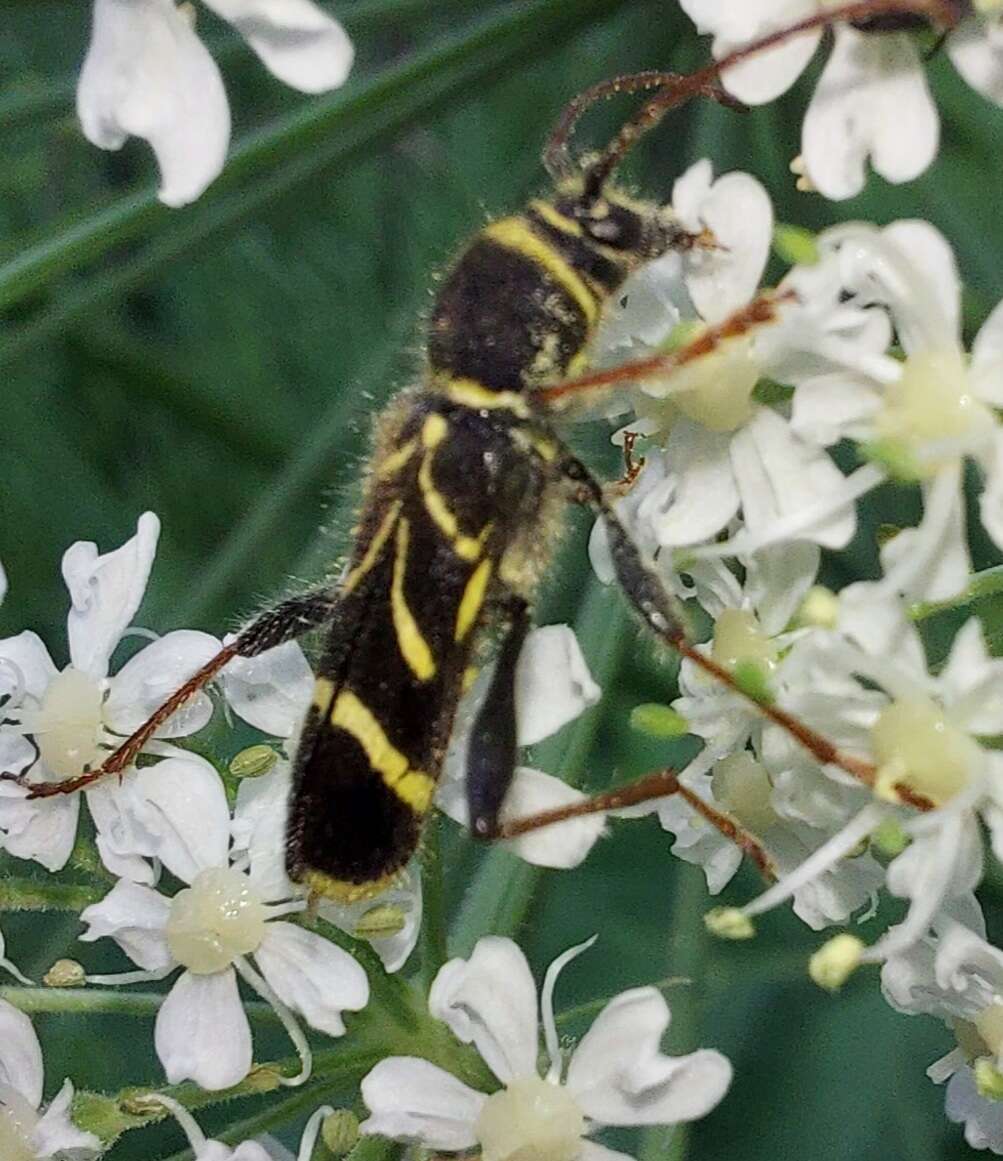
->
[[704, 907, 755, 941], [630, 703, 689, 739], [871, 817, 910, 857], [321, 1109, 360, 1156], [797, 586, 839, 630], [975, 1057, 1003, 1101], [809, 934, 864, 992], [44, 959, 85, 988], [773, 223, 819, 268], [355, 904, 407, 940], [229, 744, 279, 779]]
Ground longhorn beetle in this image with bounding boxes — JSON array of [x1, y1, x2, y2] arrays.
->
[[6, 0, 954, 901]]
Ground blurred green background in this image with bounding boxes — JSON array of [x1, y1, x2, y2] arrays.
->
[[2, 1, 1003, 1158]]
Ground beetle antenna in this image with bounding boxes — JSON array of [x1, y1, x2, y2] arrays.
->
[[545, 0, 960, 194]]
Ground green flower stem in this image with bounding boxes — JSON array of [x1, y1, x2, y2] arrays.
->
[[0, 985, 279, 1021], [0, 0, 629, 368], [909, 564, 1003, 620], [637, 866, 711, 1161], [0, 876, 104, 911], [419, 814, 450, 992], [450, 573, 633, 953], [554, 975, 690, 1029]]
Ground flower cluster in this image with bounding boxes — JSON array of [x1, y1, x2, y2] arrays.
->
[[585, 152, 1003, 1145]]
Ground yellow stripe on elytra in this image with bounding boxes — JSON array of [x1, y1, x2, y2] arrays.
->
[[391, 518, 437, 681], [528, 199, 583, 237], [440, 377, 531, 418], [484, 216, 599, 328], [342, 500, 401, 595], [419, 415, 491, 562], [330, 690, 435, 812], [311, 676, 335, 712], [377, 437, 418, 479], [455, 558, 493, 642]]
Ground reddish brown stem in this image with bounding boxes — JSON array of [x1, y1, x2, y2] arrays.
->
[[536, 290, 793, 409], [497, 767, 777, 881]]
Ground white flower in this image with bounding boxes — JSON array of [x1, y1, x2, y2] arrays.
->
[[147, 1094, 337, 1161], [591, 161, 871, 571], [791, 220, 1003, 614], [680, 2, 1003, 198], [0, 999, 99, 1160], [0, 513, 311, 880], [79, 809, 369, 1091], [0, 561, 7, 605], [360, 935, 732, 1159], [77, 0, 355, 207], [730, 613, 1003, 957], [438, 624, 605, 870], [880, 905, 1003, 1154], [654, 571, 885, 926]]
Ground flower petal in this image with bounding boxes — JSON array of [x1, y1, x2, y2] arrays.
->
[[944, 1063, 1003, 1153], [802, 27, 937, 200], [220, 639, 313, 737], [202, 0, 354, 93], [254, 922, 369, 1037], [155, 968, 252, 1090], [639, 425, 739, 548], [62, 512, 160, 679], [0, 998, 43, 1108], [317, 863, 422, 974], [972, 298, 1003, 406], [566, 987, 731, 1126], [678, 0, 820, 104], [497, 766, 605, 869], [0, 631, 58, 702], [680, 169, 773, 324], [79, 878, 174, 971], [232, 765, 297, 903], [881, 220, 961, 349], [77, 0, 230, 207], [360, 1057, 484, 1149], [0, 788, 80, 873], [947, 17, 1003, 106], [31, 1080, 100, 1158], [104, 630, 221, 736], [428, 936, 538, 1084], [130, 755, 231, 882], [515, 625, 600, 747]]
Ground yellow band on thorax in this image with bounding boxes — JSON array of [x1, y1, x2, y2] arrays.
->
[[484, 216, 599, 328]]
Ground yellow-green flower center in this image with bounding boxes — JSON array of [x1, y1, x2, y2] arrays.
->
[[871, 696, 979, 805], [474, 1076, 585, 1161], [166, 867, 267, 974], [31, 666, 107, 781], [711, 609, 777, 678], [711, 753, 778, 834], [661, 337, 760, 433], [977, 1003, 1003, 1058], [876, 348, 992, 478], [0, 1084, 38, 1161]]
